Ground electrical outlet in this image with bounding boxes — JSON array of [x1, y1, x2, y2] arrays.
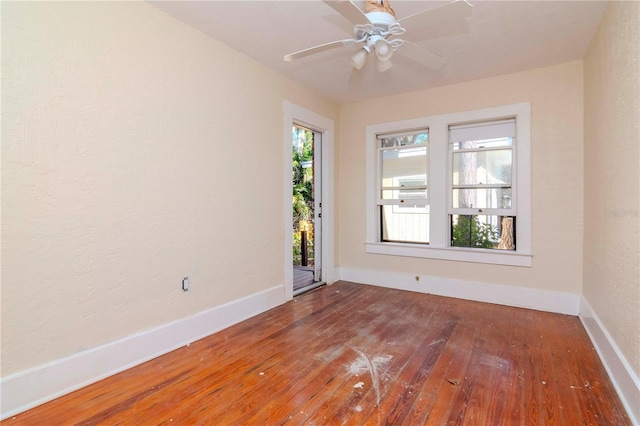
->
[[182, 277, 189, 292]]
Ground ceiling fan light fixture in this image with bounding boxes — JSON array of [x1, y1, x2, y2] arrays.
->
[[351, 47, 369, 70], [374, 39, 394, 62], [376, 57, 393, 72]]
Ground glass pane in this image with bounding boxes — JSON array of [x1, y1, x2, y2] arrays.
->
[[452, 137, 513, 150], [292, 126, 315, 266], [381, 188, 427, 201], [381, 147, 427, 191], [381, 205, 429, 244], [452, 188, 512, 209], [452, 149, 512, 185], [450, 215, 516, 250], [380, 132, 428, 148]]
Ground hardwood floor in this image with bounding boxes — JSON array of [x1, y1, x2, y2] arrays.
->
[[3, 281, 631, 425]]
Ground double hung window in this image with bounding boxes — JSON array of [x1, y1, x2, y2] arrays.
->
[[449, 119, 516, 250], [377, 130, 429, 244], [366, 103, 531, 267]]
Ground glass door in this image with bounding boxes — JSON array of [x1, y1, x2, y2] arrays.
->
[[292, 125, 322, 294]]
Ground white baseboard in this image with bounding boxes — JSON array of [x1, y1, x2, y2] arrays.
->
[[579, 297, 640, 425], [338, 267, 580, 315], [5, 276, 635, 423], [0, 285, 286, 420]]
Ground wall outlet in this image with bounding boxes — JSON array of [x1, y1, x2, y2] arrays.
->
[[182, 277, 190, 292]]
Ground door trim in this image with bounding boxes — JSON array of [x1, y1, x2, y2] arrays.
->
[[311, 127, 322, 282], [283, 102, 335, 300]]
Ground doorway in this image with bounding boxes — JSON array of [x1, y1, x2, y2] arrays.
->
[[283, 102, 334, 300], [292, 125, 323, 295]]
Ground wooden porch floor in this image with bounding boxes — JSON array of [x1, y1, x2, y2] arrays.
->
[[3, 282, 631, 425], [293, 266, 314, 291]]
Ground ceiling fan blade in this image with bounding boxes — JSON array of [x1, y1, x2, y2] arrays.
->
[[284, 38, 357, 62], [397, 41, 447, 70], [347, 54, 374, 84], [323, 0, 370, 27], [347, 66, 364, 85], [398, 0, 472, 33], [376, 57, 394, 73]]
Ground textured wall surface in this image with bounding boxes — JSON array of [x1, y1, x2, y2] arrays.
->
[[338, 61, 584, 293], [583, 1, 640, 376], [1, 1, 337, 376]]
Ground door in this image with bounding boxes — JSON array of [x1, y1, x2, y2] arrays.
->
[[292, 125, 322, 294]]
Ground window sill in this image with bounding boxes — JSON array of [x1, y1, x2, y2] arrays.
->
[[365, 242, 532, 267]]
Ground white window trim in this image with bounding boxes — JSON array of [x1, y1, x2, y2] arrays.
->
[[365, 102, 532, 267]]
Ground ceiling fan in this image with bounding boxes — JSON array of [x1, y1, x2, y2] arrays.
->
[[284, 0, 472, 74]]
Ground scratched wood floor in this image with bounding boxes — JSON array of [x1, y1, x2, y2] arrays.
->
[[4, 281, 631, 425]]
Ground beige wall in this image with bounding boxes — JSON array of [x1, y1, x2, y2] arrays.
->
[[583, 1, 640, 376], [1, 1, 338, 376], [338, 61, 584, 293]]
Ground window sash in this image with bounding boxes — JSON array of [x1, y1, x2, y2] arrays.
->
[[449, 125, 516, 216], [377, 134, 429, 205], [376, 130, 429, 244]]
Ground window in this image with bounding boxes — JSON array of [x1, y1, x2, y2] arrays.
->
[[377, 130, 429, 244], [365, 103, 531, 267], [449, 119, 516, 250]]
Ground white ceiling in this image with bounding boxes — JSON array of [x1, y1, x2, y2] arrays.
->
[[150, 1, 607, 104]]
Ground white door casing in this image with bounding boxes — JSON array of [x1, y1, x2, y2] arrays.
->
[[283, 102, 335, 300]]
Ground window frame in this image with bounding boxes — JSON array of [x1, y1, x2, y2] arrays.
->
[[365, 103, 532, 267]]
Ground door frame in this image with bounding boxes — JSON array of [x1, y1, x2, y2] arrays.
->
[[283, 102, 335, 300]]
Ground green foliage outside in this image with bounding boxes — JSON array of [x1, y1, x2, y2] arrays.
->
[[451, 215, 498, 249], [292, 128, 314, 265]]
